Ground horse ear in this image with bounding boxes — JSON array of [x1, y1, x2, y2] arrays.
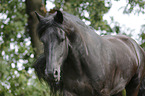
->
[[35, 11, 44, 22], [54, 10, 63, 24]]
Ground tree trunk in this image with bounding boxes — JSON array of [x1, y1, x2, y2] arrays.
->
[[25, 0, 46, 58]]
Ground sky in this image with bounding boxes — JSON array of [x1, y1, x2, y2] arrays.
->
[[103, 0, 145, 42], [46, 0, 145, 43], [104, 0, 144, 29]]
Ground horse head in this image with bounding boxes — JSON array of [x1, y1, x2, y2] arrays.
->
[[35, 10, 69, 82]]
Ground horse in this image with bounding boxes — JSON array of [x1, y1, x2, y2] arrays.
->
[[33, 10, 145, 96]]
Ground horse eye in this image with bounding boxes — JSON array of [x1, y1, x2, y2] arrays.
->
[[54, 70, 58, 76]]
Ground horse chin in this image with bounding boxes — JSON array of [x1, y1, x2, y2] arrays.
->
[[44, 73, 60, 85], [45, 70, 61, 84], [44, 73, 61, 93], [51, 74, 61, 86]]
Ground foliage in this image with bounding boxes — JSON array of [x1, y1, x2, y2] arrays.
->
[[0, 0, 49, 95], [119, 0, 145, 49], [53, 0, 140, 36], [54, 0, 114, 33], [122, 89, 126, 96], [140, 24, 145, 50], [122, 0, 145, 14]]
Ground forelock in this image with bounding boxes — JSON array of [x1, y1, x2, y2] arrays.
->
[[37, 17, 54, 38]]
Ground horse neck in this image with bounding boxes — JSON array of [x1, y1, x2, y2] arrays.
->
[[62, 20, 103, 80], [62, 29, 89, 77], [63, 44, 83, 77], [65, 26, 89, 56]]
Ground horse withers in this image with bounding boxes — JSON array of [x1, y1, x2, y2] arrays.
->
[[33, 10, 145, 96]]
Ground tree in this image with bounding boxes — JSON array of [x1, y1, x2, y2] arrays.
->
[[25, 0, 47, 58]]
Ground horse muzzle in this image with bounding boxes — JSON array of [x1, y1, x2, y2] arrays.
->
[[45, 68, 60, 81], [45, 69, 54, 78]]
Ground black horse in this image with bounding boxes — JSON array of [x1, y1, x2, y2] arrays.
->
[[33, 10, 145, 96]]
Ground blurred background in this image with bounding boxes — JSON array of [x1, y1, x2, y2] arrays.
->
[[0, 0, 145, 96]]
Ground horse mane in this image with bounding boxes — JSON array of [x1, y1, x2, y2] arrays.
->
[[62, 11, 97, 55], [36, 17, 54, 38], [33, 54, 46, 81], [62, 11, 95, 34]]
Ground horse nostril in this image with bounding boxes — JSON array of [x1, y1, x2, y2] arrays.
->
[[54, 69, 58, 76], [54, 69, 61, 81]]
